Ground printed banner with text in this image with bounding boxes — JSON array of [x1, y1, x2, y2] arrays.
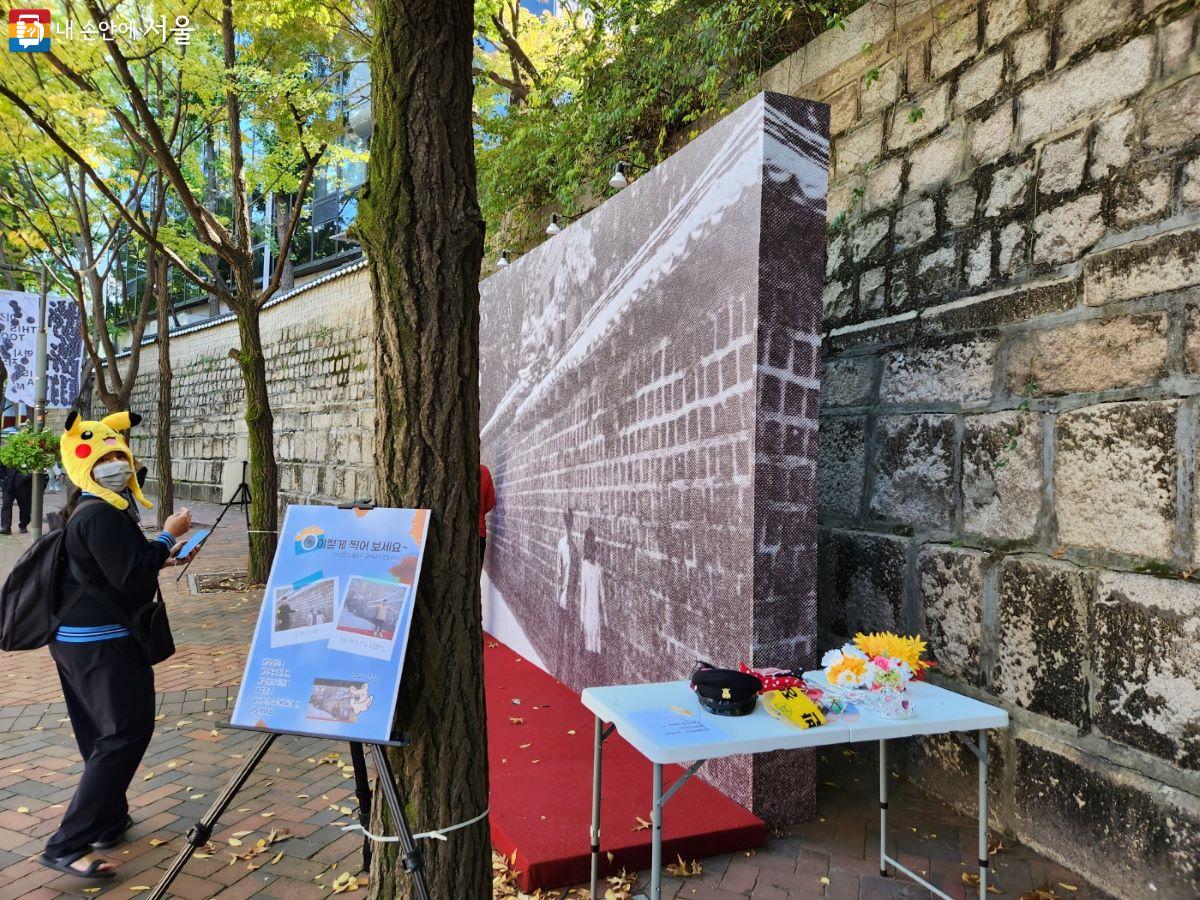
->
[[230, 504, 429, 743], [0, 289, 83, 408]]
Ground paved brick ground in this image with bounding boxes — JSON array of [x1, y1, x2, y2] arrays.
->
[[0, 494, 1108, 899]]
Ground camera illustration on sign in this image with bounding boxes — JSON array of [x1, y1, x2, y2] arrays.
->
[[230, 504, 429, 743]]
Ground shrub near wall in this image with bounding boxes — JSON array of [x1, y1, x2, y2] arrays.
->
[[764, 0, 1200, 894]]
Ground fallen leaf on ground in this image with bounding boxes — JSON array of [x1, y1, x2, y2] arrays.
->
[[665, 854, 702, 877], [149, 838, 169, 847]]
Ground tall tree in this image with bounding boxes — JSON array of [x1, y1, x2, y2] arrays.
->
[[358, 1, 489, 897], [0, 0, 356, 579], [153, 251, 174, 525]]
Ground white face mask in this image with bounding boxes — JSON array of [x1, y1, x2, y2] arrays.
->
[[92, 459, 132, 492]]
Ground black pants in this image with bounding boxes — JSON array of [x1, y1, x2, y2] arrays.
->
[[1, 483, 30, 531], [45, 636, 155, 859]]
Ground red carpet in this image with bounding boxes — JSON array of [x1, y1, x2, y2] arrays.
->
[[485, 637, 766, 890]]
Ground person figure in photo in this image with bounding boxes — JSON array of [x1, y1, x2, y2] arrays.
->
[[556, 508, 577, 612], [48, 461, 63, 493], [578, 526, 607, 657], [40, 410, 194, 880], [276, 599, 294, 631], [0, 458, 33, 534], [479, 463, 495, 564], [554, 508, 580, 675]]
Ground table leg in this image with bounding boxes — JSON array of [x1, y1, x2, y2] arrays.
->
[[978, 729, 989, 896], [590, 716, 603, 900], [879, 738, 888, 877], [650, 762, 663, 900]]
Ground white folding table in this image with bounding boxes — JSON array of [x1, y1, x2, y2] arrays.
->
[[581, 675, 1008, 900]]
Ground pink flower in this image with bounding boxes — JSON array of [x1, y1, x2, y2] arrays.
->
[[872, 656, 891, 671]]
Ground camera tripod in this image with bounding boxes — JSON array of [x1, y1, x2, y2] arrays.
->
[[176, 461, 251, 581]]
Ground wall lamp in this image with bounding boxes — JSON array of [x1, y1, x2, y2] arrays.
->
[[609, 160, 650, 190], [545, 212, 579, 236]]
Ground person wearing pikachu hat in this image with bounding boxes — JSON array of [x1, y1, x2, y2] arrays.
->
[[38, 411, 196, 881]]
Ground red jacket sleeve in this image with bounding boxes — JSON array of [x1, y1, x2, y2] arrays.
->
[[479, 465, 495, 537]]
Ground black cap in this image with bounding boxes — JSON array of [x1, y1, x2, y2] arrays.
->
[[690, 665, 761, 716]]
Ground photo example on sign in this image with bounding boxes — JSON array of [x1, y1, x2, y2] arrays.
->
[[230, 505, 430, 744], [306, 677, 375, 724], [270, 577, 338, 648], [328, 576, 411, 660]]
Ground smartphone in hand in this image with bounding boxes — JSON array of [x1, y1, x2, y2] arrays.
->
[[176, 529, 211, 560]]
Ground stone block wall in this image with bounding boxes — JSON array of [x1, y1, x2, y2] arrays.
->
[[119, 263, 375, 510], [763, 0, 1200, 894]]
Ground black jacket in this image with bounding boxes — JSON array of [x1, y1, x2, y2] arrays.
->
[[0, 465, 25, 494], [60, 499, 172, 627]]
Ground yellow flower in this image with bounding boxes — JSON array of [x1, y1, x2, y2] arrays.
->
[[853, 632, 930, 672], [826, 653, 867, 686]]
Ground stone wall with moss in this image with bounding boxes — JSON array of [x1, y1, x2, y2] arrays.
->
[[762, 0, 1200, 894], [119, 261, 375, 509]]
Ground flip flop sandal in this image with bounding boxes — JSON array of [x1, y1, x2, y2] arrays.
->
[[92, 815, 135, 850], [38, 849, 116, 879]]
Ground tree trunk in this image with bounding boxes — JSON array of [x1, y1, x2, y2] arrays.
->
[[358, 1, 489, 898], [155, 256, 174, 527], [232, 302, 279, 583], [273, 194, 296, 293]]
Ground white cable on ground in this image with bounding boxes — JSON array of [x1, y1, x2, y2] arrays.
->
[[340, 807, 490, 843]]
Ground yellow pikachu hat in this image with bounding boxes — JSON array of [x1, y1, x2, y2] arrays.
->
[[60, 410, 152, 511]]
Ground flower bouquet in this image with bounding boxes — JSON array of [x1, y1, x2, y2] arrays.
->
[[818, 632, 933, 719]]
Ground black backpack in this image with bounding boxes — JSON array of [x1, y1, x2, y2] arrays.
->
[[0, 501, 105, 651]]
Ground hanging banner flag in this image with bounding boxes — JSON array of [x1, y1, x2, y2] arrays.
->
[[230, 504, 430, 744], [0, 289, 84, 408]]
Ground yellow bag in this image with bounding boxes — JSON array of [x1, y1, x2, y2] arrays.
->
[[762, 688, 826, 729]]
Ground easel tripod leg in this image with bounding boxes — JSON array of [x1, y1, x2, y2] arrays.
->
[[147, 733, 277, 900], [369, 743, 431, 900], [349, 742, 373, 871]]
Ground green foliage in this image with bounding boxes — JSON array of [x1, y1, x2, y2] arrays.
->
[[474, 0, 860, 256], [0, 427, 60, 473]]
